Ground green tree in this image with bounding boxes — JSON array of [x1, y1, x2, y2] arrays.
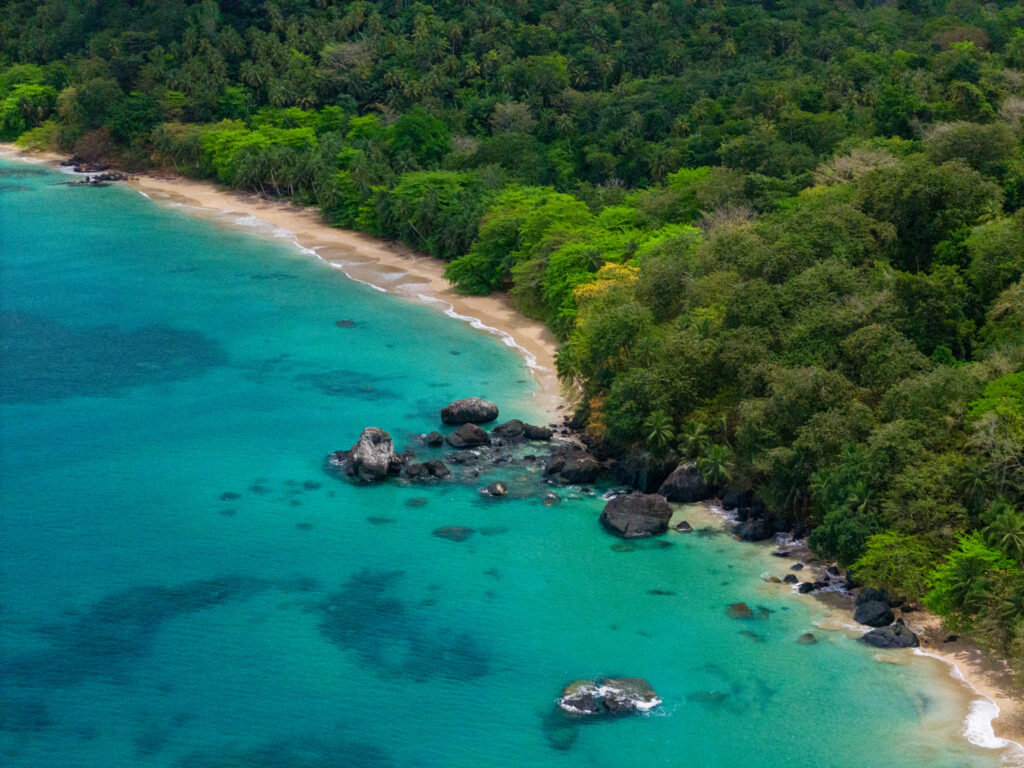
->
[[852, 531, 935, 602]]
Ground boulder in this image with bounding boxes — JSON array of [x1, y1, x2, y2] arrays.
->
[[614, 450, 678, 493], [484, 481, 508, 497], [446, 423, 491, 448], [859, 619, 919, 649], [330, 427, 396, 483], [599, 493, 673, 538], [853, 600, 895, 628], [446, 451, 479, 464], [673, 520, 693, 533], [733, 518, 775, 542], [561, 450, 602, 484], [402, 460, 451, 481], [423, 459, 451, 478], [856, 587, 897, 607], [797, 633, 818, 645], [797, 582, 815, 594], [421, 431, 445, 447], [441, 397, 498, 425], [783, 574, 799, 584], [658, 461, 713, 503], [523, 423, 554, 441], [490, 420, 524, 440], [719, 488, 752, 510], [557, 677, 661, 717]]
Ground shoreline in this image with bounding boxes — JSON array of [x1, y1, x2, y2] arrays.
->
[[5, 143, 1022, 761], [0, 144, 565, 422]]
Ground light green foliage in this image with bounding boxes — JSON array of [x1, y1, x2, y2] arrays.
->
[[926, 533, 1017, 630], [853, 531, 935, 602]]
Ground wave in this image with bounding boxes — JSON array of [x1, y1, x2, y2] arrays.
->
[[912, 648, 1024, 763]]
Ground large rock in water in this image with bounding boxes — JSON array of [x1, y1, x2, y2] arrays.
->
[[853, 600, 895, 628], [600, 493, 673, 538], [859, 619, 919, 649], [330, 427, 396, 483], [658, 461, 713, 503], [559, 449, 602, 484], [557, 677, 661, 716], [441, 397, 499, 425], [446, 423, 491, 448], [733, 518, 775, 542]]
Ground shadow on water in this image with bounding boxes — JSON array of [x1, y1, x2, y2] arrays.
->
[[315, 568, 490, 682], [178, 736, 394, 768], [0, 311, 227, 403], [293, 369, 402, 401], [3, 576, 317, 687]]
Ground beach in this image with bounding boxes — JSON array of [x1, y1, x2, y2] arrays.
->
[[3, 142, 1021, 763]]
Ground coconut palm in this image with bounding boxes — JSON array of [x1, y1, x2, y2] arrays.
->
[[983, 498, 1024, 564], [699, 444, 733, 487], [678, 419, 710, 460], [643, 409, 675, 455]]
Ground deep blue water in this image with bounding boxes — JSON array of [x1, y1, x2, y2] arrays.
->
[[0, 158, 1009, 767]]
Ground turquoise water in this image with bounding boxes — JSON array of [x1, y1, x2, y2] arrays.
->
[[0, 158, 1008, 767]]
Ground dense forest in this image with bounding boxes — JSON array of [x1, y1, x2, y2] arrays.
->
[[2, 0, 1023, 664]]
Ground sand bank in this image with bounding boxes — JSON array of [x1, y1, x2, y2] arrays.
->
[[0, 144, 565, 420]]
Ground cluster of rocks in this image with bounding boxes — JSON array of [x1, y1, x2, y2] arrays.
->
[[557, 677, 661, 717], [852, 588, 920, 648], [66, 171, 128, 187]]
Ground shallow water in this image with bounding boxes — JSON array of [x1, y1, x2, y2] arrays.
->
[[0, 158, 1011, 767]]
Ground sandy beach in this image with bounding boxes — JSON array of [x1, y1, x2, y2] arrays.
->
[[4, 142, 1022, 760], [0, 144, 565, 420]]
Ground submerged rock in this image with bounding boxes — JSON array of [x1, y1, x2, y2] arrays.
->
[[797, 633, 818, 645], [402, 460, 451, 482], [446, 423, 491, 448], [330, 427, 398, 483], [599, 493, 672, 538], [432, 526, 475, 542], [441, 397, 499, 425], [557, 677, 661, 717], [859, 619, 919, 649], [726, 602, 754, 619], [658, 461, 713, 503]]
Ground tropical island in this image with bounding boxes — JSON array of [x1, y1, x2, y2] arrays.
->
[[2, 0, 1023, 761]]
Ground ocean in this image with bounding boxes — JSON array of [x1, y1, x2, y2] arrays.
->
[[0, 156, 1013, 767]]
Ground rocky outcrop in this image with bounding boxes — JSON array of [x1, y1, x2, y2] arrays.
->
[[441, 397, 499, 425], [402, 460, 451, 481], [330, 427, 400, 483], [853, 600, 895, 627], [420, 431, 445, 446], [545, 448, 602, 485], [491, 420, 525, 439], [733, 518, 775, 542], [658, 461, 713, 503], [557, 678, 661, 716], [446, 423, 491, 448], [859, 619, 919, 649], [613, 450, 678, 493], [523, 423, 554, 441], [599, 493, 672, 538]]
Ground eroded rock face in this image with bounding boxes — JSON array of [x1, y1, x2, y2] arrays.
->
[[859, 619, 919, 649], [441, 397, 499, 425], [658, 461, 713, 503], [599, 493, 672, 538], [557, 678, 661, 717], [330, 427, 397, 483], [446, 423, 491, 448]]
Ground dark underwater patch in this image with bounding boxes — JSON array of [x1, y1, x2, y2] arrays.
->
[[293, 368, 401, 401], [0, 184, 31, 193], [178, 737, 393, 768], [5, 575, 315, 687], [316, 568, 490, 682], [0, 166, 47, 177], [0, 311, 227, 404]]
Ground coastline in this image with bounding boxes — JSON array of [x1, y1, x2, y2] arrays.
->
[[4, 142, 1022, 762], [0, 144, 565, 421]]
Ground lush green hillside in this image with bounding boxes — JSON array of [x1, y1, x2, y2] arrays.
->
[[3, 0, 1023, 663]]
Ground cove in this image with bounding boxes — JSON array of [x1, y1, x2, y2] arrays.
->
[[0, 157, 1009, 767]]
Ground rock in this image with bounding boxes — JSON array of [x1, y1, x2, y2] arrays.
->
[[423, 459, 450, 478], [791, 563, 804, 571], [330, 427, 396, 483], [523, 423, 554, 441], [797, 582, 815, 594], [614, 450, 678, 493], [726, 602, 754, 619], [657, 461, 713, 503], [544, 456, 565, 476], [762, 574, 782, 584], [542, 491, 561, 506], [944, 635, 959, 643], [491, 420, 525, 439], [484, 481, 508, 497], [856, 587, 894, 606], [441, 397, 499, 425], [797, 633, 818, 645], [719, 488, 751, 510], [859, 619, 919, 649], [733, 518, 775, 542], [559, 450, 602, 484], [783, 574, 799, 584], [812, 581, 829, 590], [557, 677, 661, 717], [446, 451, 479, 464], [826, 566, 841, 577], [446, 423, 491, 448], [421, 431, 445, 446], [673, 520, 693, 533], [853, 600, 895, 628], [402, 460, 451, 481], [432, 526, 475, 542], [599, 493, 673, 538]]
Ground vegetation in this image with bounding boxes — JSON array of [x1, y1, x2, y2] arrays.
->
[[2, 0, 1022, 663]]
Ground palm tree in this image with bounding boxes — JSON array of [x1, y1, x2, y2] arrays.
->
[[958, 460, 991, 514], [983, 498, 1024, 564], [678, 419, 710, 460], [700, 444, 733, 487], [845, 480, 875, 516], [643, 410, 675, 455]]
